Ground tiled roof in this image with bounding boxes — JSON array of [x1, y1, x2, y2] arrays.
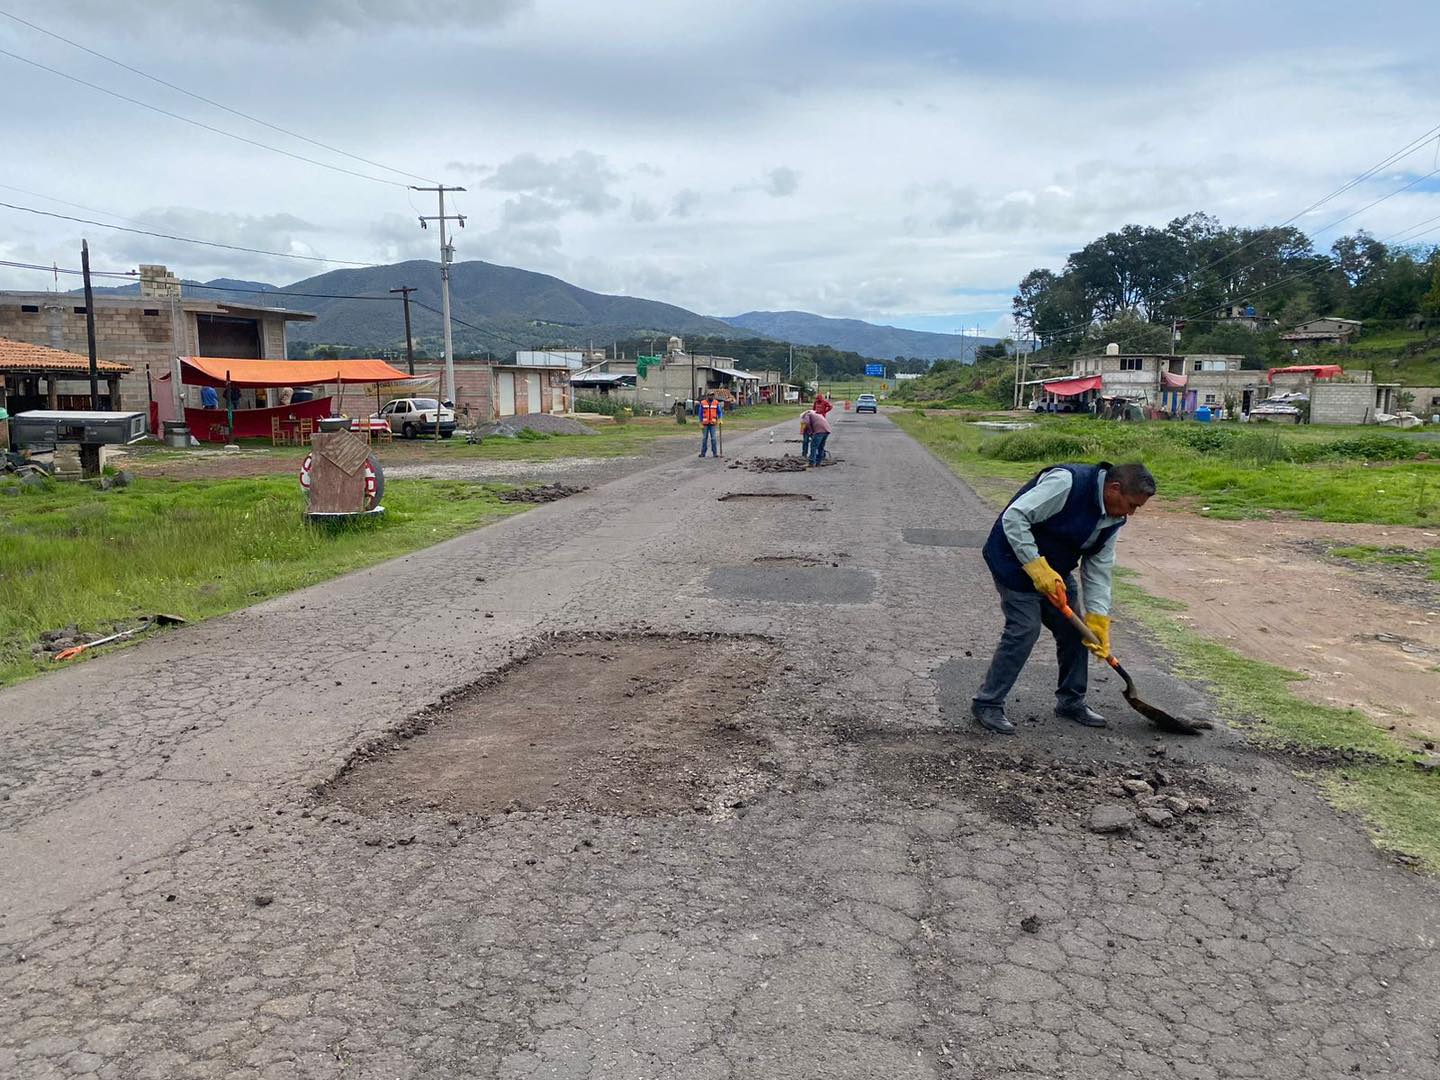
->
[[0, 337, 132, 373]]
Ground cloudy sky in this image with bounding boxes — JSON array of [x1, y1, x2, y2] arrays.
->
[[3, 0, 1439, 335]]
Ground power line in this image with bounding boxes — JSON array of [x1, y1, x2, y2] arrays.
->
[[0, 7, 437, 187], [1022, 125, 1440, 343], [0, 199, 378, 266], [0, 45, 410, 188]]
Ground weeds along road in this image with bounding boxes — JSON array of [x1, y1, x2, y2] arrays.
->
[[3, 413, 1438, 1079]]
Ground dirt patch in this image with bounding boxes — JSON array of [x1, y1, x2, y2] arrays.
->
[[718, 492, 813, 502], [497, 483, 587, 503], [327, 634, 779, 818], [1125, 511, 1440, 745]]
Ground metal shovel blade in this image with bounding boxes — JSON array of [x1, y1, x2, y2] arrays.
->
[[1051, 597, 1212, 735]]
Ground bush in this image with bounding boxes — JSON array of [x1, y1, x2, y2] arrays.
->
[[1161, 424, 1241, 454], [575, 395, 627, 416], [979, 429, 1097, 462], [1307, 435, 1418, 462]]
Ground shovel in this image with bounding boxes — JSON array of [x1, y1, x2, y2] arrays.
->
[[52, 614, 187, 662], [1047, 595, 1211, 735]]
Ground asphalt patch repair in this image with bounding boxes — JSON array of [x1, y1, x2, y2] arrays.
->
[[327, 633, 779, 818]]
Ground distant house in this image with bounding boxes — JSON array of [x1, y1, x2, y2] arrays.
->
[[1279, 317, 1362, 347], [1214, 303, 1277, 332]]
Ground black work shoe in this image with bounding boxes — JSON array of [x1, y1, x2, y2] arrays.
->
[[1056, 704, 1107, 728], [971, 704, 1016, 735]]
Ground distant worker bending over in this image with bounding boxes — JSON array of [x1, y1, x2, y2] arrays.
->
[[971, 461, 1156, 734], [698, 390, 724, 458]]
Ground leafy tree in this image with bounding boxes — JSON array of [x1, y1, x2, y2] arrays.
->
[[1080, 312, 1173, 354]]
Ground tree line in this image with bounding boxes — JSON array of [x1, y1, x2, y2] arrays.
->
[[1012, 211, 1440, 364]]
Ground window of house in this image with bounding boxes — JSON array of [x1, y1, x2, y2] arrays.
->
[[143, 308, 160, 317], [20, 304, 39, 313], [1193, 360, 1202, 372], [1119, 357, 1144, 371], [1204, 394, 1217, 403], [73, 306, 87, 315]]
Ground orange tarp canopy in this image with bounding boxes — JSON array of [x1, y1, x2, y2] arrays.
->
[[1041, 375, 1102, 397], [179, 356, 416, 389]]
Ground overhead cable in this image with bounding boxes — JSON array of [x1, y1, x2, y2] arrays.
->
[[0, 7, 437, 186], [0, 45, 410, 188], [0, 199, 378, 266]]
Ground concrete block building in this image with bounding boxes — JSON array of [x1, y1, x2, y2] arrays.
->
[[0, 265, 313, 410]]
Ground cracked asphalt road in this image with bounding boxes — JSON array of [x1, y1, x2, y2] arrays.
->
[[3, 414, 1439, 1079]]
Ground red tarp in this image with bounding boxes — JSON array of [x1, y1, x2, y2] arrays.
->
[[1161, 371, 1189, 389], [1041, 375, 1103, 397], [179, 356, 415, 389], [1267, 364, 1342, 384], [186, 397, 333, 442]]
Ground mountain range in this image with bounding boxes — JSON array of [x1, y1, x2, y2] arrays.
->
[[86, 259, 994, 362], [722, 310, 996, 361]]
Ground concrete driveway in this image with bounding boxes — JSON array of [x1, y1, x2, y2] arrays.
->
[[3, 414, 1437, 1079]]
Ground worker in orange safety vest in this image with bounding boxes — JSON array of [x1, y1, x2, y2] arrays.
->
[[698, 391, 724, 457]]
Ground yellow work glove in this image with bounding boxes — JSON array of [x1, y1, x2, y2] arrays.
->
[[1021, 557, 1066, 604], [1083, 612, 1111, 659]]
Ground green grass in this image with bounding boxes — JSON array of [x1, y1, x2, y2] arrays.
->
[[1114, 575, 1440, 873], [1327, 544, 1440, 580], [891, 411, 1440, 526], [0, 475, 527, 686]]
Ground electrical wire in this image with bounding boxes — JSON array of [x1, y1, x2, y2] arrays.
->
[[1026, 125, 1440, 343], [0, 199, 378, 266], [0, 45, 410, 189], [0, 7, 436, 186]]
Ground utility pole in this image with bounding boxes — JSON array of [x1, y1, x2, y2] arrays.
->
[[1013, 336, 1022, 409], [81, 239, 99, 408], [390, 286, 416, 375], [412, 185, 466, 406]]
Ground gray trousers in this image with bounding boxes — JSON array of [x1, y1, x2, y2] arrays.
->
[[973, 573, 1089, 712]]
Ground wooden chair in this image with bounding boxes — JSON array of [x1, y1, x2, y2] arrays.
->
[[298, 418, 314, 445], [373, 418, 393, 443], [270, 416, 288, 446]]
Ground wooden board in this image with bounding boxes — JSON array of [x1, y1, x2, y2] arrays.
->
[[308, 431, 369, 514]]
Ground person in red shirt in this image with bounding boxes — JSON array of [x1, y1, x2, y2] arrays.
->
[[813, 394, 833, 417]]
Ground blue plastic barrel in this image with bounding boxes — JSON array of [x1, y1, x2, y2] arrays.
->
[[1195, 406, 1212, 423]]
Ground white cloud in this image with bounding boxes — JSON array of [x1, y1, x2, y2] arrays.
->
[[4, 1, 1440, 334]]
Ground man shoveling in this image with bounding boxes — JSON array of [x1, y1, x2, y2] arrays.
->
[[971, 461, 1155, 734]]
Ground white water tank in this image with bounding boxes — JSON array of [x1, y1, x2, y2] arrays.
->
[[1105, 342, 1120, 356]]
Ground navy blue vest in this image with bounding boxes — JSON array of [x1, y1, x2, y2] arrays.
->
[[982, 463, 1125, 592]]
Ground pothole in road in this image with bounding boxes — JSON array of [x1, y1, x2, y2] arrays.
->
[[752, 554, 849, 567], [326, 633, 780, 819], [835, 724, 1235, 840], [717, 491, 813, 501], [903, 528, 986, 548]]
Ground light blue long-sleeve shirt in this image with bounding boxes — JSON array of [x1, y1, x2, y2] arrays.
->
[[1000, 467, 1127, 615]]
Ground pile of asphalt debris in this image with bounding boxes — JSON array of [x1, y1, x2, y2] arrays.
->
[[498, 483, 588, 503], [728, 455, 810, 473]]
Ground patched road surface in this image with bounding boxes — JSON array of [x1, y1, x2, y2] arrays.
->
[[3, 415, 1438, 1079]]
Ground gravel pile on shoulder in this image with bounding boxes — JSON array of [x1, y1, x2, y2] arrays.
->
[[474, 415, 598, 438]]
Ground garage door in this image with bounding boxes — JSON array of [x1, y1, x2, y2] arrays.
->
[[525, 372, 541, 415], [497, 371, 516, 416]]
